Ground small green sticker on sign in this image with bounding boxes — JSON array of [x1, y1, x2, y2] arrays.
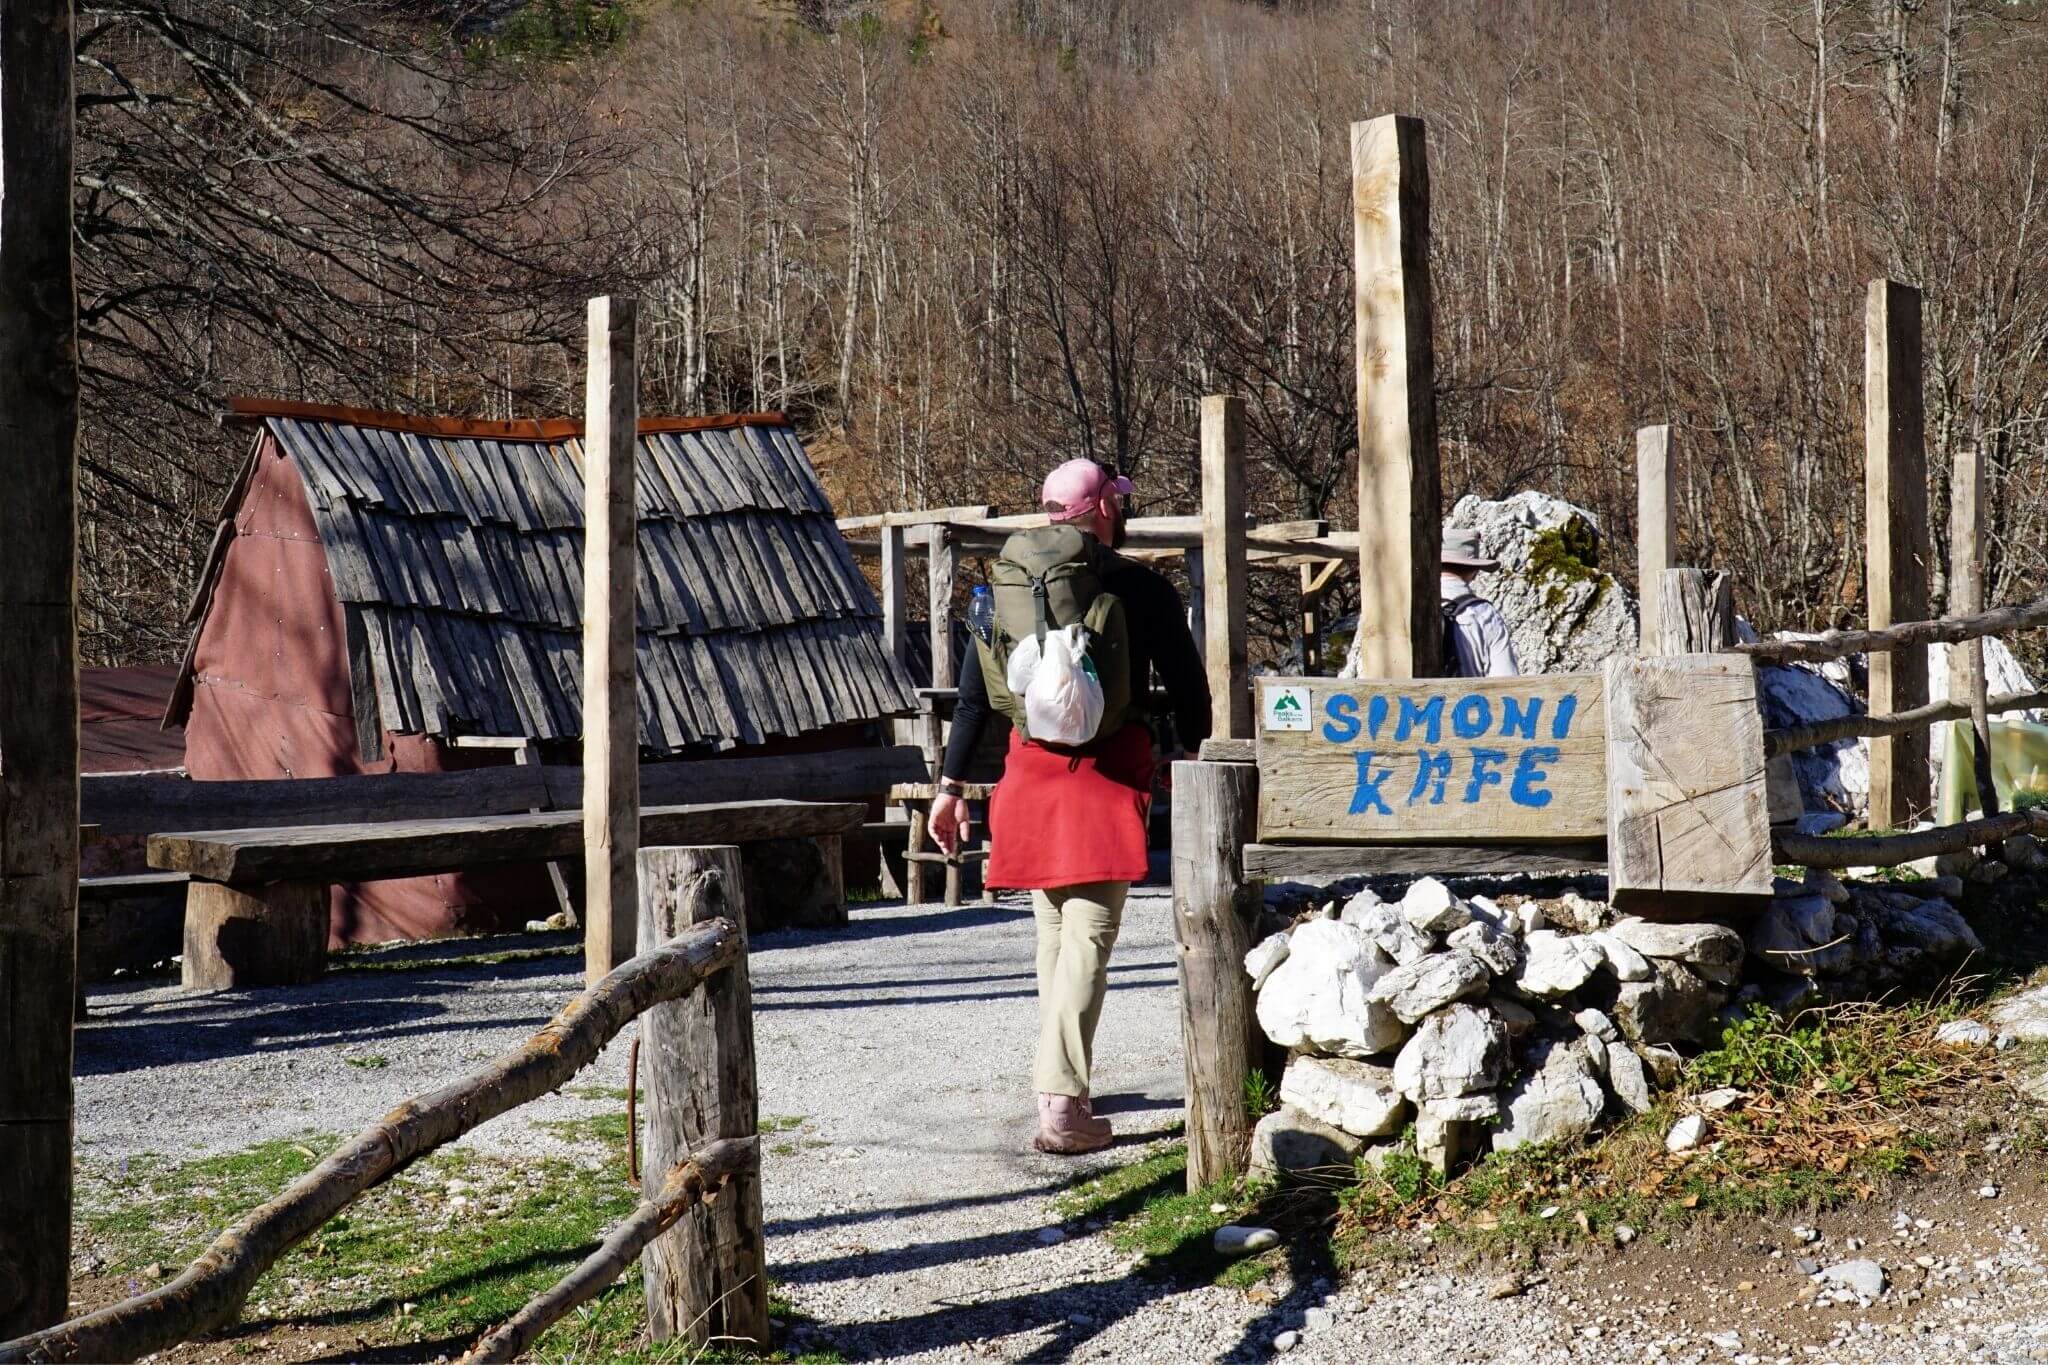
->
[[1263, 685, 1313, 732]]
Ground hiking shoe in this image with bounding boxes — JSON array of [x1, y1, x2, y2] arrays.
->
[[1033, 1093, 1112, 1154]]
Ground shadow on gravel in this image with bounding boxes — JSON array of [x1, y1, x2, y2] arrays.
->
[[764, 1181, 1076, 1237], [825, 1269, 1186, 1362], [752, 970, 1179, 1014]]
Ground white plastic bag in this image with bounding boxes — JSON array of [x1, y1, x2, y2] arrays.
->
[[1020, 624, 1104, 745]]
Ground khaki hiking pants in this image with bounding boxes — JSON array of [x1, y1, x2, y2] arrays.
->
[[1030, 881, 1129, 1097]]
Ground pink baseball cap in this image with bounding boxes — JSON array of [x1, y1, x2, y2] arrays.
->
[[1040, 459, 1134, 523]]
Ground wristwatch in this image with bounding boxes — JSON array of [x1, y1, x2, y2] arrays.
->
[[937, 777, 968, 797]]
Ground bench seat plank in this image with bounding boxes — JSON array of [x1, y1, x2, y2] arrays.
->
[[149, 799, 867, 885]]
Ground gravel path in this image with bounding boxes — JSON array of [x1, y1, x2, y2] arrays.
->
[[74, 892, 2048, 1363]]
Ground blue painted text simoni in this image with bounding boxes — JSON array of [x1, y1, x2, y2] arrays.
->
[[1319, 689, 1580, 817]]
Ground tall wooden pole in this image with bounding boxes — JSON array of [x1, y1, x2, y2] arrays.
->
[[1865, 279, 1932, 829], [1170, 758, 1263, 1190], [583, 296, 640, 983], [1948, 441, 1999, 818], [1351, 114, 1441, 680], [1636, 425, 1676, 652], [1200, 396, 1251, 739], [0, 0, 81, 1333], [638, 845, 768, 1351]]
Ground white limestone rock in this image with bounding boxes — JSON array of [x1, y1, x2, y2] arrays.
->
[[1749, 893, 1851, 978], [1488, 996, 1539, 1039], [1995, 986, 2048, 1043], [1492, 1038, 1606, 1151], [1607, 918, 1746, 986], [1254, 919, 1407, 1058], [1244, 932, 1292, 990], [1368, 951, 1492, 1024], [1443, 491, 1638, 675], [1635, 1044, 1683, 1088], [1606, 1042, 1655, 1114], [1590, 931, 1653, 983], [1665, 1114, 1705, 1153], [1579, 1031, 1610, 1079], [1401, 877, 1472, 935], [1467, 894, 1515, 936], [1514, 901, 1547, 936], [1279, 1057, 1409, 1140], [1574, 1008, 1620, 1042], [1512, 930, 1603, 998], [1393, 1004, 1510, 1101], [1340, 896, 1437, 966], [1613, 960, 1724, 1046], [1250, 1105, 1366, 1179], [1447, 920, 1520, 977], [1550, 891, 1609, 935], [1416, 1101, 1485, 1174]]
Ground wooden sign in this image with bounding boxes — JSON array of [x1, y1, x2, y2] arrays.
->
[[1256, 676, 1607, 843]]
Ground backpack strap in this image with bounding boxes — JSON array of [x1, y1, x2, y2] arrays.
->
[[1032, 576, 1049, 648]]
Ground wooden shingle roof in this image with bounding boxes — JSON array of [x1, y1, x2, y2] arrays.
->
[[185, 401, 916, 755]]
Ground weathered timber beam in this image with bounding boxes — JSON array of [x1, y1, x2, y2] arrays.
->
[[1242, 842, 1608, 882], [1733, 593, 2048, 665], [148, 800, 867, 885], [0, 920, 744, 1365], [1765, 688, 2048, 757], [1772, 809, 2048, 869], [86, 749, 923, 837], [834, 505, 994, 532], [457, 1139, 757, 1365]]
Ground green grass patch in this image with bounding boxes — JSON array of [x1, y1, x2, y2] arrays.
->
[[75, 1123, 842, 1361], [758, 1114, 808, 1135], [344, 1054, 389, 1070]]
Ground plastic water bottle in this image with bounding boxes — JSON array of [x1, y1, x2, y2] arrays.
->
[[967, 584, 996, 645]]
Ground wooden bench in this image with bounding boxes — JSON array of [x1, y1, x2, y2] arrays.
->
[[149, 799, 865, 991]]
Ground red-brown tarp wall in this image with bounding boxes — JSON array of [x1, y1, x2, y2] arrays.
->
[[182, 433, 554, 944]]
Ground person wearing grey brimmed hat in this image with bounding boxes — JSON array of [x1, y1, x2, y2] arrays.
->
[[1440, 527, 1521, 677]]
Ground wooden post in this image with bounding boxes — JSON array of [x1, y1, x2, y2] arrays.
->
[[1948, 441, 2000, 818], [181, 881, 326, 990], [1865, 278, 1933, 828], [880, 525, 908, 673], [636, 846, 768, 1350], [1201, 395, 1251, 739], [1655, 568, 1737, 654], [1298, 560, 1341, 674], [1605, 653, 1775, 912], [1352, 114, 1441, 679], [0, 0, 80, 1333], [1170, 758, 1264, 1189], [1637, 425, 1677, 652], [906, 529, 956, 906], [582, 296, 640, 983]]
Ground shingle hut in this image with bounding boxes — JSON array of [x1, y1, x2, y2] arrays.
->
[[169, 399, 916, 942]]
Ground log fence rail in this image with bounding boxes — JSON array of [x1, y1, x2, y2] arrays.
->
[[0, 851, 767, 1365]]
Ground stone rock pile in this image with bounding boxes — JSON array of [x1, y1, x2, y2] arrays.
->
[[1246, 877, 1743, 1176], [1748, 868, 1985, 1002]]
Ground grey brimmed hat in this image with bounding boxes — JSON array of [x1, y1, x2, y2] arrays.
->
[[1441, 527, 1498, 570]]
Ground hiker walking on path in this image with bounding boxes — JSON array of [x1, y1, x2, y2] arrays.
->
[[1440, 527, 1521, 677], [930, 458, 1210, 1154]]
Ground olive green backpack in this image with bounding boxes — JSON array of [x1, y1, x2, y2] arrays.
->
[[973, 525, 1135, 745]]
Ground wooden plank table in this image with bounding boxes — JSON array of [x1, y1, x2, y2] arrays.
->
[[150, 800, 866, 991]]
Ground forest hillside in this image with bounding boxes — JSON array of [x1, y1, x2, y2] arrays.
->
[[72, 0, 2048, 665]]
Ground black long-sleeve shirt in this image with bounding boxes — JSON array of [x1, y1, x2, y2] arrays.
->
[[942, 556, 1211, 780]]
